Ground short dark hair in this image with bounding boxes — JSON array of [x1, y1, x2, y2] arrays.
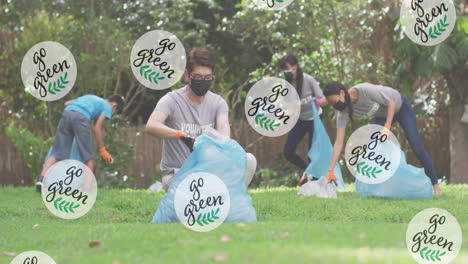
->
[[107, 94, 125, 114], [186, 48, 215, 73]]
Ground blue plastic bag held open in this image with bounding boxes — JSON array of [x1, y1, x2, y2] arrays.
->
[[152, 129, 257, 224], [44, 138, 83, 162], [355, 148, 433, 200], [304, 100, 345, 190]]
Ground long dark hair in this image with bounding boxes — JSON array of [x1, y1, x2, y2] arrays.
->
[[279, 54, 303, 97], [323, 81, 355, 130]]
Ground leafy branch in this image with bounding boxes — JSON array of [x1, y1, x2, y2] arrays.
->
[[356, 162, 382, 178], [419, 246, 446, 261], [255, 114, 281, 131], [47, 72, 69, 95], [139, 65, 165, 84], [196, 208, 220, 226], [429, 15, 449, 39], [53, 197, 80, 213]]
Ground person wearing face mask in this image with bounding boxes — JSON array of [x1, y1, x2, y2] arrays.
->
[[323, 81, 442, 196], [279, 54, 326, 185], [145, 48, 257, 191]]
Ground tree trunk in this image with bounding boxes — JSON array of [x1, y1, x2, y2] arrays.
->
[[449, 103, 468, 183], [446, 65, 468, 183]]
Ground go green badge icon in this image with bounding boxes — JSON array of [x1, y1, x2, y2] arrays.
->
[[252, 0, 295, 10], [174, 172, 230, 232], [9, 251, 56, 264], [244, 77, 300, 137], [345, 124, 401, 184], [406, 208, 462, 264], [400, 0, 456, 46], [41, 159, 97, 219], [21, 41, 77, 101], [130, 30, 186, 90]]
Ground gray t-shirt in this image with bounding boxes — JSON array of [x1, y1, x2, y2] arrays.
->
[[295, 73, 325, 120], [155, 86, 229, 175], [336, 83, 402, 128]]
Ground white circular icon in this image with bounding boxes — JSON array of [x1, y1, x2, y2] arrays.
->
[[252, 0, 296, 10], [406, 208, 462, 264], [130, 30, 186, 90], [345, 124, 401, 184], [9, 251, 56, 264], [41, 159, 97, 219], [174, 172, 230, 232], [21, 41, 77, 101], [244, 77, 300, 137], [400, 0, 456, 46]]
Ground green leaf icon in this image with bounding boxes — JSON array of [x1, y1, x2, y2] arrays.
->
[[196, 207, 221, 227], [255, 114, 281, 131], [429, 15, 449, 39], [356, 162, 382, 178], [47, 71, 69, 96], [53, 197, 80, 213], [138, 65, 166, 84], [419, 246, 446, 262]]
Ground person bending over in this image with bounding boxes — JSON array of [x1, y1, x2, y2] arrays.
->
[[36, 94, 125, 193], [323, 81, 441, 196], [145, 48, 257, 191]]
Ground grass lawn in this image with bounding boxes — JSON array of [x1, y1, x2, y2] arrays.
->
[[1, 184, 467, 264]]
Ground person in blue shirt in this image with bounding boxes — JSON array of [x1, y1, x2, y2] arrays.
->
[[36, 94, 125, 193]]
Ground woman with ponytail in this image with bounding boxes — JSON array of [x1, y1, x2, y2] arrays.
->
[[323, 81, 442, 196], [279, 54, 326, 185]]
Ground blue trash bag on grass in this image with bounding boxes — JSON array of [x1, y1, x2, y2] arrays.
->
[[152, 132, 257, 223], [304, 101, 345, 190], [355, 149, 433, 200], [44, 138, 83, 162]]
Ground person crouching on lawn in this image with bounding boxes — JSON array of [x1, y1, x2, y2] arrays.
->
[[145, 48, 257, 191], [35, 94, 125, 193]]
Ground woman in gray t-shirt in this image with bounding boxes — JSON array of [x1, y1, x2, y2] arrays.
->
[[322, 81, 441, 196], [279, 54, 326, 185]]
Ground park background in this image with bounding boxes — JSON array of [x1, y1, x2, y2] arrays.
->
[[0, 0, 467, 189], [1, 1, 468, 263]]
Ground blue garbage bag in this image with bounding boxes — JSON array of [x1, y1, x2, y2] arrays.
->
[[44, 138, 83, 162], [355, 149, 433, 199], [152, 133, 257, 223], [304, 100, 345, 190]]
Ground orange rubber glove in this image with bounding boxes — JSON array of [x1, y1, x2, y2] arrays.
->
[[327, 169, 337, 185], [381, 123, 391, 138], [99, 147, 113, 163], [175, 130, 186, 139], [175, 130, 195, 152]]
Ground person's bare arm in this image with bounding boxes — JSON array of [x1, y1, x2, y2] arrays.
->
[[64, 99, 75, 106], [216, 115, 231, 138], [385, 99, 396, 126], [145, 110, 179, 139], [328, 127, 346, 170], [93, 114, 107, 149]]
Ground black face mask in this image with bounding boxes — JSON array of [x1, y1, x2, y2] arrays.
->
[[333, 100, 346, 111], [190, 79, 212, 96], [284, 71, 293, 81]]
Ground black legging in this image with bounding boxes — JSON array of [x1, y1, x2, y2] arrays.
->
[[372, 95, 438, 185], [283, 119, 314, 170]]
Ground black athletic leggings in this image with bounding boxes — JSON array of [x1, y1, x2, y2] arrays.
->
[[283, 119, 314, 170]]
